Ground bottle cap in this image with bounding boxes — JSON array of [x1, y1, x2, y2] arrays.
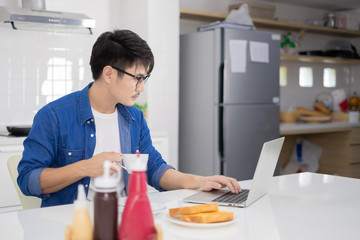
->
[[74, 184, 88, 209], [125, 153, 148, 172], [94, 161, 118, 191]]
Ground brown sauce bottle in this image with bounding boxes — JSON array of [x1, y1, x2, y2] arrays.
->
[[93, 161, 120, 240], [94, 191, 118, 240]]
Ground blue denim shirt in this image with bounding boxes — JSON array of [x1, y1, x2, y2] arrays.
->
[[17, 82, 174, 207]]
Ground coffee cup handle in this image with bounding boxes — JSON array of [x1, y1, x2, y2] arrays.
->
[[110, 162, 121, 183]]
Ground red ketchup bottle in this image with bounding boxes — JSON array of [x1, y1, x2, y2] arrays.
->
[[118, 153, 156, 240], [93, 161, 119, 240]]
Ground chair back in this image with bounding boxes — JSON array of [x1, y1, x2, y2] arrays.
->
[[7, 155, 41, 209]]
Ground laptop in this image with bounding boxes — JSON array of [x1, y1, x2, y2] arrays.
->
[[183, 137, 285, 208]]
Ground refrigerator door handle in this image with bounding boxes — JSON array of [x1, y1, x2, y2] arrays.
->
[[219, 106, 224, 175], [219, 63, 224, 104]]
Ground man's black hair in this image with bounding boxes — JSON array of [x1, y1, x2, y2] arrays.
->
[[89, 29, 154, 80]]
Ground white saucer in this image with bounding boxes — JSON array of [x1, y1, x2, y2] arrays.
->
[[166, 215, 237, 228]]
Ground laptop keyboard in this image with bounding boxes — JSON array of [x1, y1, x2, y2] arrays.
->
[[212, 189, 249, 204]]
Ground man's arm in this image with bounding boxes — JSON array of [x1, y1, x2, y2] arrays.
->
[[159, 169, 241, 194], [40, 152, 122, 194]]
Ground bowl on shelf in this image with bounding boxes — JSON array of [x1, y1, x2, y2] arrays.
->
[[280, 111, 300, 123]]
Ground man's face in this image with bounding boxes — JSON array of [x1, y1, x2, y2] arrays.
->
[[109, 64, 147, 107]]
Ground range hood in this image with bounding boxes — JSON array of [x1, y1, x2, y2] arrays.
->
[[0, 0, 95, 34]]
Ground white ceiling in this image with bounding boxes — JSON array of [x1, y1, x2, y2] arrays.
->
[[262, 0, 360, 11]]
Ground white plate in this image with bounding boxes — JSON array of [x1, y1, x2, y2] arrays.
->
[[119, 200, 166, 215], [166, 215, 237, 228]]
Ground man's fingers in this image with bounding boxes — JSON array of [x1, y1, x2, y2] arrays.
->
[[204, 176, 241, 193], [105, 152, 122, 163], [222, 178, 241, 193], [201, 181, 221, 191]]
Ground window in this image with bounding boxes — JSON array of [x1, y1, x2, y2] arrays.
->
[[41, 57, 73, 103], [323, 68, 336, 87], [299, 67, 313, 87], [279, 66, 287, 86]]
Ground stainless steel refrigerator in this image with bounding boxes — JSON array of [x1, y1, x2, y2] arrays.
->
[[179, 28, 280, 181]]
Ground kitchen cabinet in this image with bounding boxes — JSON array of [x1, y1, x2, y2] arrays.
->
[[280, 123, 360, 178], [0, 140, 24, 212]]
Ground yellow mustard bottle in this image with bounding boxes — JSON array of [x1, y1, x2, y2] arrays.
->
[[71, 184, 93, 240], [349, 91, 360, 111]]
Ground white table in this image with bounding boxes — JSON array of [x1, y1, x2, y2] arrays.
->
[[1, 172, 360, 240]]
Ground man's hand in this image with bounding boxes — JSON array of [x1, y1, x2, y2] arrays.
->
[[199, 175, 241, 194], [159, 169, 241, 193], [40, 151, 122, 194], [84, 152, 122, 177]]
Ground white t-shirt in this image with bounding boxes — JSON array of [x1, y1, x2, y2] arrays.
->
[[87, 108, 126, 200]]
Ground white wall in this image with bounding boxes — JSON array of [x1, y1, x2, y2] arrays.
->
[[0, 0, 123, 124], [147, 0, 179, 169], [117, 0, 179, 168]]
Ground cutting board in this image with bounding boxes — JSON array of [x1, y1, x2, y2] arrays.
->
[[299, 115, 332, 123]]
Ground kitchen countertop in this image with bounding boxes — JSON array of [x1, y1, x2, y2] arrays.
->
[[0, 125, 27, 147], [280, 121, 360, 135], [0, 135, 26, 148]]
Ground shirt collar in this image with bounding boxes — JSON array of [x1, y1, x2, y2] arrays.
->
[[117, 104, 135, 123], [79, 82, 94, 125]]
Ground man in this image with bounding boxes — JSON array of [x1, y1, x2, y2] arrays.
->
[[18, 29, 241, 207]]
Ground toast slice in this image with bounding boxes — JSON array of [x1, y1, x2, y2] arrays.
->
[[180, 211, 234, 223], [169, 203, 218, 217]]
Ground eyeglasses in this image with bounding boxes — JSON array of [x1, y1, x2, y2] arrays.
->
[[111, 65, 150, 87]]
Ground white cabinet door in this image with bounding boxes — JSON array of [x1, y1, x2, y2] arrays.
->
[[0, 148, 23, 210], [152, 136, 170, 166]]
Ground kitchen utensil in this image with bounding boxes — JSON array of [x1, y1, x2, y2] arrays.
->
[[299, 115, 332, 123], [324, 12, 336, 28], [349, 111, 359, 123], [280, 111, 299, 123], [305, 18, 324, 26], [112, 161, 127, 171], [315, 91, 333, 112], [299, 50, 324, 56], [324, 40, 359, 59], [166, 214, 237, 227], [314, 103, 331, 115], [296, 107, 327, 117], [6, 125, 32, 136]]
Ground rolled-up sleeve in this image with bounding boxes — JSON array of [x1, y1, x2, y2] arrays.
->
[[27, 168, 45, 196], [150, 164, 174, 191]]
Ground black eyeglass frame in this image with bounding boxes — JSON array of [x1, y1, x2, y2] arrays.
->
[[111, 65, 150, 87]]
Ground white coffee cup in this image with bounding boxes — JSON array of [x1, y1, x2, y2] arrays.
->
[[122, 154, 149, 173], [349, 111, 359, 123]]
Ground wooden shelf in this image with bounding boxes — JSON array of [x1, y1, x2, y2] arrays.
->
[[281, 54, 360, 64], [253, 18, 360, 38], [180, 8, 227, 22], [180, 8, 360, 38]]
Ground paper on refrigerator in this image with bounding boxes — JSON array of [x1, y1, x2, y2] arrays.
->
[[229, 39, 247, 73], [250, 41, 269, 63]]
